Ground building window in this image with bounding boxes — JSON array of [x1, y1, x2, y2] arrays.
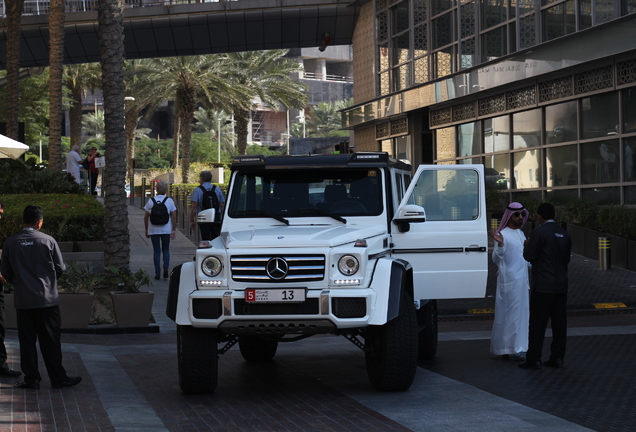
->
[[546, 144, 579, 186], [581, 92, 619, 140], [543, 0, 576, 42]]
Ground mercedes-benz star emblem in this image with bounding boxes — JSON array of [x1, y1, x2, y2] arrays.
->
[[266, 257, 289, 280]]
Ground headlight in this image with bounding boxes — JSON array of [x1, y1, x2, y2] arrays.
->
[[338, 255, 359, 276], [201, 256, 222, 277]]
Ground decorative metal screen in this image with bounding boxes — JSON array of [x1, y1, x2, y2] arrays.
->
[[573, 66, 613, 95], [376, 122, 390, 139], [478, 94, 506, 116], [617, 58, 636, 86], [538, 76, 573, 103], [452, 101, 476, 122], [391, 117, 409, 135], [506, 86, 536, 110], [430, 107, 452, 127]]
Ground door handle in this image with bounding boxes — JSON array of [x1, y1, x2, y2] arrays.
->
[[465, 246, 486, 252]]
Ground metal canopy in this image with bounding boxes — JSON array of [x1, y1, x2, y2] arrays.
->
[[0, 2, 359, 69]]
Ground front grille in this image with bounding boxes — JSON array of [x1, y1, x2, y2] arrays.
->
[[192, 299, 222, 319], [332, 298, 366, 318], [231, 255, 325, 283], [234, 298, 320, 315]]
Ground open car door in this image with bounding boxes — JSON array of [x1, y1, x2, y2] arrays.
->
[[391, 164, 488, 300]]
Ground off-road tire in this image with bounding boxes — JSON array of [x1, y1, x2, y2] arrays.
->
[[177, 325, 218, 394], [417, 299, 438, 360], [238, 335, 279, 362], [365, 291, 418, 391]]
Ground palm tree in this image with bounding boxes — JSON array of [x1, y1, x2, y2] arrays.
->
[[193, 107, 235, 161], [82, 110, 105, 138], [225, 50, 308, 155], [306, 99, 354, 137], [139, 55, 249, 182], [122, 59, 156, 177], [4, 0, 24, 141], [97, 0, 129, 271], [64, 63, 102, 151], [47, 0, 65, 171]]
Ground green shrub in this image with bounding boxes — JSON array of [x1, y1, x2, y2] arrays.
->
[[0, 159, 84, 195], [0, 194, 104, 248]]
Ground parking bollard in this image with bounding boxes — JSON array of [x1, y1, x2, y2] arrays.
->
[[599, 237, 611, 270]]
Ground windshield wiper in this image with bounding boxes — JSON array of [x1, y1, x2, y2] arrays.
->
[[296, 208, 347, 224], [233, 210, 289, 225]]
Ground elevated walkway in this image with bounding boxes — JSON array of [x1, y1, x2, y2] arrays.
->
[[0, 0, 359, 68]]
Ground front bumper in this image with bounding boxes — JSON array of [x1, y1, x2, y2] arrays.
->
[[187, 288, 377, 335]]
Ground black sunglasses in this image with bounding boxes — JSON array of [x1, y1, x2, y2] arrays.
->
[[512, 211, 527, 218]]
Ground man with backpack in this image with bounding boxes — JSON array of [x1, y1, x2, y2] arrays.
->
[[190, 171, 225, 241], [144, 180, 178, 280]]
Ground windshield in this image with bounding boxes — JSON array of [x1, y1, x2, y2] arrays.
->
[[228, 168, 383, 218]]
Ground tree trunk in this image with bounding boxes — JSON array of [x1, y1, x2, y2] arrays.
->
[[69, 86, 84, 150], [98, 0, 129, 272], [173, 95, 181, 172], [47, 0, 65, 171], [5, 0, 24, 141], [179, 86, 196, 183], [236, 110, 250, 155]]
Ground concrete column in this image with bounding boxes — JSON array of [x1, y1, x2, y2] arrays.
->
[[316, 58, 327, 81]]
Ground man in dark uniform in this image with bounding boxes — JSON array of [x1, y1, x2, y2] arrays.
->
[[0, 205, 82, 389], [0, 200, 22, 378], [519, 202, 572, 369]]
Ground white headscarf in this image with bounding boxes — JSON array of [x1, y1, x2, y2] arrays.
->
[[497, 202, 528, 233]]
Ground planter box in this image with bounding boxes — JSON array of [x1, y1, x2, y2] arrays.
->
[[59, 293, 94, 329], [110, 291, 154, 327], [78, 241, 104, 252], [58, 241, 75, 253], [2, 293, 94, 329]]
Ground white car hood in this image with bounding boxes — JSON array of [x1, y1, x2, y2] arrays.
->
[[222, 223, 386, 248]]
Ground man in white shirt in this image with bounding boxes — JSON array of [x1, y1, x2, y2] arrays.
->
[[65, 145, 83, 183]]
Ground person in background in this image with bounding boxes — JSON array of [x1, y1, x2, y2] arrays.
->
[[0, 205, 82, 389], [488, 202, 530, 361], [65, 145, 83, 184], [520, 202, 572, 370], [190, 171, 225, 241], [85, 147, 101, 196], [143, 181, 177, 280], [0, 200, 22, 378]]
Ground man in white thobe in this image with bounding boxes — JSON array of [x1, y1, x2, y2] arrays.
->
[[65, 145, 83, 183], [488, 202, 530, 361]]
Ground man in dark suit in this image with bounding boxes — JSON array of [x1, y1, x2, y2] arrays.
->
[[519, 202, 572, 369]]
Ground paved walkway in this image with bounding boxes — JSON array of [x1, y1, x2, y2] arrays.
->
[[0, 203, 634, 431]]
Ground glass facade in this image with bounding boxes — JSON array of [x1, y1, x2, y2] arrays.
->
[[375, 0, 634, 96], [434, 88, 636, 204]]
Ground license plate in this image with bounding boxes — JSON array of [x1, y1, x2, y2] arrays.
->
[[245, 289, 306, 303]]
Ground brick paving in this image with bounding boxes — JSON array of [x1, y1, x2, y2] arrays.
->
[[1, 203, 634, 431]]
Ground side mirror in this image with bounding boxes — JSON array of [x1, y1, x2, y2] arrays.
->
[[196, 208, 216, 224], [393, 204, 426, 233]]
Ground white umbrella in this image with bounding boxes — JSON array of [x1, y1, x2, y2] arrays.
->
[[0, 133, 29, 159]]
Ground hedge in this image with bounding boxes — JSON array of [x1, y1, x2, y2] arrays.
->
[[0, 194, 104, 248]]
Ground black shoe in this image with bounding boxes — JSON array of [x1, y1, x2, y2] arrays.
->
[[544, 358, 564, 368], [14, 380, 40, 390], [518, 360, 542, 370], [0, 369, 21, 377], [154, 275, 160, 280], [163, 269, 169, 279], [52, 376, 82, 389]]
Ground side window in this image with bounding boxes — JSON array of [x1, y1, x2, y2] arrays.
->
[[395, 173, 404, 202], [407, 169, 479, 221]]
